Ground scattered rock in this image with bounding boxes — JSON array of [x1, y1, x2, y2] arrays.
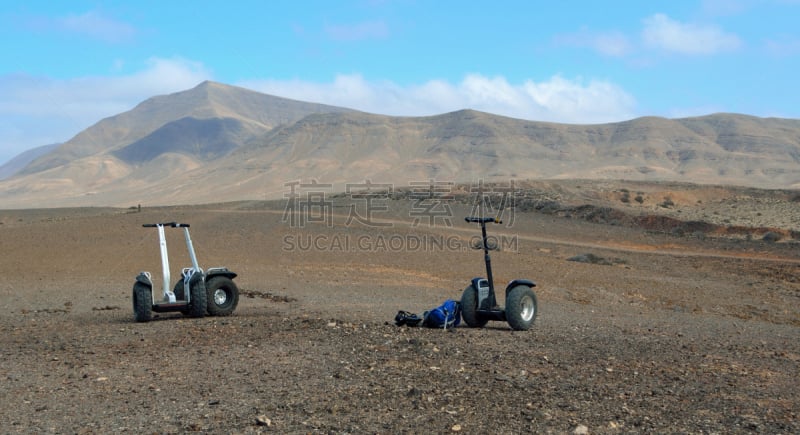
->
[[255, 415, 271, 426], [241, 289, 297, 302], [92, 305, 121, 311], [567, 253, 613, 265]]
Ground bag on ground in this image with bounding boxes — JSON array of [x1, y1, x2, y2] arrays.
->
[[394, 310, 423, 326], [422, 299, 461, 329]]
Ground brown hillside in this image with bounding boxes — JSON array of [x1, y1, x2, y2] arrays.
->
[[20, 81, 356, 175], [2, 82, 799, 209]]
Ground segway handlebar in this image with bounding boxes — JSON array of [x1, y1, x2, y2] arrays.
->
[[465, 216, 502, 224], [142, 222, 190, 228]]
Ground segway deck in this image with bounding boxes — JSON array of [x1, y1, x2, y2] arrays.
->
[[476, 309, 506, 321], [151, 301, 190, 312]]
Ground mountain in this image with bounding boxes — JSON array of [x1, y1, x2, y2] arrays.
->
[[1, 81, 799, 209], [20, 81, 355, 175], [0, 143, 60, 181], [217, 109, 800, 187]]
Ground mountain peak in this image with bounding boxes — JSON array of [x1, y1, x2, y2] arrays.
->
[[18, 81, 356, 175], [7, 82, 800, 208], [189, 80, 240, 94], [195, 79, 217, 88]]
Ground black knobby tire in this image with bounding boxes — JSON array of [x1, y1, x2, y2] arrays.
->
[[505, 285, 538, 331], [206, 276, 239, 316], [132, 283, 153, 323], [186, 280, 207, 318], [173, 280, 193, 316], [173, 280, 186, 301], [460, 285, 488, 328]]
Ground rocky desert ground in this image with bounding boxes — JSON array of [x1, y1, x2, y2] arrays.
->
[[1, 180, 798, 434]]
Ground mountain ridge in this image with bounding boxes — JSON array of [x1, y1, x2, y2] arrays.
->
[[0, 143, 60, 181], [19, 81, 356, 175], [2, 81, 799, 209]]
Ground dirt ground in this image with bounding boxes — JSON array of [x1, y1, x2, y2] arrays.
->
[[1, 181, 798, 434]]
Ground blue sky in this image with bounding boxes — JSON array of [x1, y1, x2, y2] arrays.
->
[[1, 0, 799, 164]]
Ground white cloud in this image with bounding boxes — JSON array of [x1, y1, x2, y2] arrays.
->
[[520, 76, 637, 122], [642, 13, 741, 55], [593, 32, 634, 57], [764, 36, 800, 56], [56, 10, 137, 43], [0, 58, 210, 119], [555, 28, 633, 57], [22, 10, 137, 43], [0, 58, 211, 163], [241, 73, 637, 124]]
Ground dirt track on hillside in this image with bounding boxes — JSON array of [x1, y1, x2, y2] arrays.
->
[[1, 185, 798, 433]]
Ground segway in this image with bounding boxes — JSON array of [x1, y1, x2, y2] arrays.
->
[[132, 222, 239, 322], [460, 217, 538, 330]]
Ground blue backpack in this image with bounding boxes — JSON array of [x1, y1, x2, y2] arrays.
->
[[422, 299, 461, 329]]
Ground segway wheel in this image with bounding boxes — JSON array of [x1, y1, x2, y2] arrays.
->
[[505, 285, 538, 331], [186, 281, 207, 318], [173, 280, 186, 301], [172, 281, 194, 316], [132, 282, 153, 323], [460, 285, 488, 328], [206, 276, 239, 316]]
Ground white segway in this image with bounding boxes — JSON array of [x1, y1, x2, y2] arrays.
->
[[460, 217, 538, 331], [132, 222, 239, 322]]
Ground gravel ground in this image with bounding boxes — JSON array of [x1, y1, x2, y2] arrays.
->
[[1, 181, 798, 434]]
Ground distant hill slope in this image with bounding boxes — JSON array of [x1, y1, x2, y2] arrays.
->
[[1, 81, 798, 209], [220, 109, 800, 188], [20, 81, 356, 175], [113, 116, 256, 163], [0, 143, 60, 180]]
